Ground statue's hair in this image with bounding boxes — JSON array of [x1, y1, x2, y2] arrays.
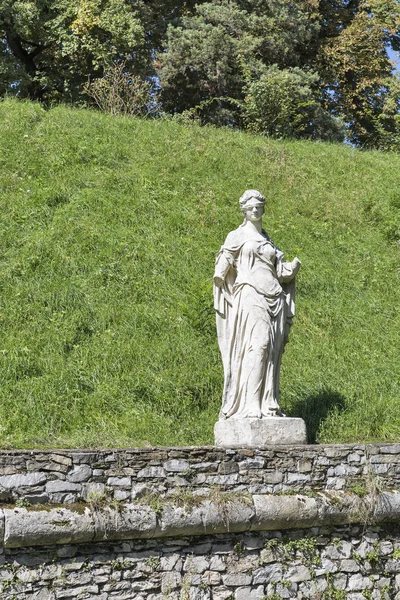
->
[[239, 189, 265, 210]]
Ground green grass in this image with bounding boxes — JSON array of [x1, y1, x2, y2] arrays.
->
[[0, 98, 399, 448]]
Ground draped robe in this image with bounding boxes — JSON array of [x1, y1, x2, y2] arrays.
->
[[213, 226, 297, 419]]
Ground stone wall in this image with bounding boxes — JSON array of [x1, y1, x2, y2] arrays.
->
[[2, 525, 400, 599], [1, 443, 400, 505], [1, 443, 400, 599]]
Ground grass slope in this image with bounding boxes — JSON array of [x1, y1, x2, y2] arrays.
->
[[0, 99, 399, 448]]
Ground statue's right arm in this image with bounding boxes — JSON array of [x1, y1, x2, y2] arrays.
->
[[213, 247, 235, 288]]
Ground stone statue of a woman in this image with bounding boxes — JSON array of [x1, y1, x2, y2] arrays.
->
[[213, 190, 307, 446]]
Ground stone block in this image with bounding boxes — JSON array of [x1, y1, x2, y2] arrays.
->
[[160, 554, 182, 571], [159, 497, 255, 537], [252, 494, 318, 530], [67, 465, 92, 483], [46, 480, 82, 493], [348, 574, 373, 591], [263, 471, 283, 484], [163, 460, 190, 473], [50, 454, 73, 467], [252, 564, 282, 584], [137, 467, 166, 478], [161, 571, 181, 592], [297, 458, 312, 472], [340, 559, 360, 572], [210, 556, 226, 571], [82, 482, 106, 500], [214, 417, 307, 447], [286, 472, 311, 484], [93, 504, 158, 541], [24, 492, 50, 504], [106, 476, 131, 487], [285, 565, 311, 582], [184, 555, 209, 573], [222, 573, 252, 586], [235, 585, 265, 600], [323, 541, 352, 560], [218, 462, 239, 475], [203, 570, 221, 586], [3, 507, 94, 547], [0, 472, 46, 489]]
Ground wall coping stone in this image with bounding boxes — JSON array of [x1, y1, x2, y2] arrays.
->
[[2, 491, 400, 548]]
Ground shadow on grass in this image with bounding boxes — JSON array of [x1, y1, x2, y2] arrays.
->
[[290, 388, 346, 444]]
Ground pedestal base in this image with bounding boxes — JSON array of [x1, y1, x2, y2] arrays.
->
[[214, 417, 307, 447]]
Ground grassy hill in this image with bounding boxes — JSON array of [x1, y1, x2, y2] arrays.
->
[[0, 98, 399, 448]]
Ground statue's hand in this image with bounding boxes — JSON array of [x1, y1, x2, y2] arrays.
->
[[213, 276, 224, 288], [292, 257, 301, 274]]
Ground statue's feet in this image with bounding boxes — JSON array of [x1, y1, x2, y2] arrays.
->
[[244, 404, 262, 418], [261, 409, 286, 418]]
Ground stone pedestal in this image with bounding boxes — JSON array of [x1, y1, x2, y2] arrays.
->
[[214, 417, 307, 447]]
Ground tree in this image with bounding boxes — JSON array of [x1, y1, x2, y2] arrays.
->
[[158, 0, 322, 121], [0, 0, 144, 101], [158, 0, 400, 147], [243, 66, 345, 141], [315, 0, 400, 146]]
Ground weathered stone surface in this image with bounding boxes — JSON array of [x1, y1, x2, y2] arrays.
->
[[348, 573, 373, 591], [184, 555, 209, 573], [324, 541, 352, 560], [50, 454, 73, 466], [93, 504, 158, 541], [163, 460, 190, 473], [161, 571, 181, 592], [0, 509, 4, 545], [263, 471, 283, 484], [222, 573, 252, 586], [24, 492, 50, 504], [160, 498, 255, 537], [3, 507, 94, 547], [67, 465, 92, 483], [82, 481, 107, 501], [341, 559, 360, 572], [46, 480, 82, 493], [106, 476, 131, 487], [285, 565, 311, 582], [0, 472, 46, 489], [138, 467, 166, 479], [218, 461, 239, 475], [235, 585, 265, 600], [252, 494, 318, 530], [252, 564, 282, 584], [214, 418, 307, 448]]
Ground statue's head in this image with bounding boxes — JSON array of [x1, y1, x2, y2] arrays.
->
[[239, 190, 265, 223], [239, 189, 265, 212]]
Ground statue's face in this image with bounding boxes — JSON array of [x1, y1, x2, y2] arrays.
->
[[243, 199, 264, 222]]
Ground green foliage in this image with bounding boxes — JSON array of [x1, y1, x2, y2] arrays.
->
[[158, 0, 400, 147], [316, 0, 400, 148], [371, 74, 400, 152], [158, 0, 322, 126], [243, 66, 345, 141], [0, 99, 399, 448], [1, 0, 399, 147], [15, 498, 31, 508], [0, 0, 144, 102], [276, 537, 321, 570]]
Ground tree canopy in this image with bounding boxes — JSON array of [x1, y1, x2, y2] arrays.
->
[[1, 0, 399, 148]]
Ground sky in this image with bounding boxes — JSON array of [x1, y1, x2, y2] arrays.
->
[[388, 47, 400, 73]]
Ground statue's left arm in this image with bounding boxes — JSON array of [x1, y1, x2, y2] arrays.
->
[[276, 251, 301, 283]]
